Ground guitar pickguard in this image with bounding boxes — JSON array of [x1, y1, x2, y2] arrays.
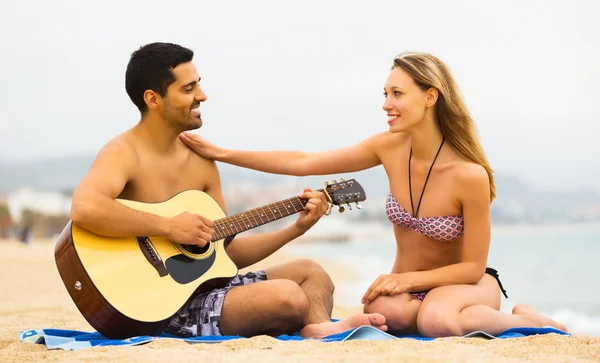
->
[[165, 251, 217, 284]]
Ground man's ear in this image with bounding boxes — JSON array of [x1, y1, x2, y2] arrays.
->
[[143, 90, 161, 110], [425, 87, 439, 108]]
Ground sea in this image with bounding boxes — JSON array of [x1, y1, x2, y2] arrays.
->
[[284, 222, 600, 337]]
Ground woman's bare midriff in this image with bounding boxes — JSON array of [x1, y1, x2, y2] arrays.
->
[[391, 225, 464, 274]]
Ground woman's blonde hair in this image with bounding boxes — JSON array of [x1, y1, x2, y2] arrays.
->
[[392, 52, 496, 201]]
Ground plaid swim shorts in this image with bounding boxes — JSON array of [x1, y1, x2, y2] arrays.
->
[[164, 270, 267, 337]]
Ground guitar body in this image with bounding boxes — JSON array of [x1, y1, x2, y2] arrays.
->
[[54, 190, 238, 339]]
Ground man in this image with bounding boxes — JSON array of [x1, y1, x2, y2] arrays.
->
[[70, 42, 386, 338]]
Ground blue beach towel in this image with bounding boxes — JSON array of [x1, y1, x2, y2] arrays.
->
[[19, 326, 570, 351]]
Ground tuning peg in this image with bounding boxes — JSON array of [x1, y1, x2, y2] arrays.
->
[[355, 201, 362, 210], [332, 180, 337, 184], [340, 177, 345, 182], [346, 202, 353, 211], [338, 205, 345, 213], [324, 181, 329, 187]]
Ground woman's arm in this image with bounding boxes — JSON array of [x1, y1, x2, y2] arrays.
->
[[180, 132, 384, 176]]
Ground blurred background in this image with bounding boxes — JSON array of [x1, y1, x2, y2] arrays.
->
[[1, 0, 598, 336]]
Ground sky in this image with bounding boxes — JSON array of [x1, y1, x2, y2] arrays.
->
[[0, 0, 598, 190]]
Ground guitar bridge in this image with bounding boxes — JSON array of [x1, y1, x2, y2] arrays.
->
[[136, 237, 169, 277]]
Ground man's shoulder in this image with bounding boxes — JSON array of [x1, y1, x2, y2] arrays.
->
[[180, 140, 219, 172], [95, 131, 138, 164], [179, 141, 223, 192]]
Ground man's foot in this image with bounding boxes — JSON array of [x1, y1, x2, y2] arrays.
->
[[512, 304, 569, 332], [300, 313, 387, 339]]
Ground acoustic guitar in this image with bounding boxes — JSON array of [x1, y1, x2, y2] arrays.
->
[[54, 178, 366, 339]]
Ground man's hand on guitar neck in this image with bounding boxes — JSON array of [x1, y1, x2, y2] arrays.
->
[[166, 212, 215, 248], [294, 188, 330, 233]]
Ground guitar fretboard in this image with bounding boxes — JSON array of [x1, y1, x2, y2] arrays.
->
[[211, 196, 309, 241]]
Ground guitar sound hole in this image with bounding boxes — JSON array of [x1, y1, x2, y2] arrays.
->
[[181, 243, 211, 255]]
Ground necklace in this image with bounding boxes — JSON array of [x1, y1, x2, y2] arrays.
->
[[408, 137, 446, 218]]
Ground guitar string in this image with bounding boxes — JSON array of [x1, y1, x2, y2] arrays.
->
[[212, 197, 307, 240], [211, 185, 353, 240], [217, 195, 308, 227], [213, 198, 305, 238], [216, 184, 349, 228], [216, 197, 306, 226]]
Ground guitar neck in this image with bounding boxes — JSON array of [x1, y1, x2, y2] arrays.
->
[[211, 191, 321, 241]]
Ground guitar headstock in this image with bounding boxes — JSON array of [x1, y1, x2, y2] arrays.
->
[[323, 178, 367, 213]]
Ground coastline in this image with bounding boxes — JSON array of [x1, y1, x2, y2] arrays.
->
[[491, 221, 600, 237]]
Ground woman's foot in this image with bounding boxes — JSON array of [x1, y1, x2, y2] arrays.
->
[[300, 313, 388, 339], [512, 304, 568, 332]]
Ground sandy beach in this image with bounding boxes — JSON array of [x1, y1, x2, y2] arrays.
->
[[1, 239, 599, 363]]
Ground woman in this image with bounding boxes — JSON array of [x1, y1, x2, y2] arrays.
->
[[180, 52, 567, 337]]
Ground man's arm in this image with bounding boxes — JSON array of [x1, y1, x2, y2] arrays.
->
[[70, 140, 170, 237], [70, 140, 214, 246], [203, 162, 328, 269], [227, 225, 308, 270]]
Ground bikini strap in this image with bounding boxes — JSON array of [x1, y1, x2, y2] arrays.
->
[[409, 137, 445, 218]]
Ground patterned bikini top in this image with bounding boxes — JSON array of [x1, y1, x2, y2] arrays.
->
[[385, 191, 464, 242]]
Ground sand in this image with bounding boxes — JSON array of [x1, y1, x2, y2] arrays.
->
[[1, 239, 599, 363]]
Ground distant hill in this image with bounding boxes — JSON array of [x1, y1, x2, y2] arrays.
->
[[1, 154, 599, 223], [0, 154, 391, 197], [0, 156, 95, 194], [492, 174, 600, 223]]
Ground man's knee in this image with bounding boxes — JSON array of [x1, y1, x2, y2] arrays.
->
[[219, 280, 309, 337], [270, 280, 310, 323], [294, 259, 335, 293]]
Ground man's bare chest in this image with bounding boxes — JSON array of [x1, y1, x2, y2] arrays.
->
[[120, 159, 207, 203]]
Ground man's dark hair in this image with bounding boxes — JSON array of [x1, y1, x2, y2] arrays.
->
[[125, 42, 194, 113]]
